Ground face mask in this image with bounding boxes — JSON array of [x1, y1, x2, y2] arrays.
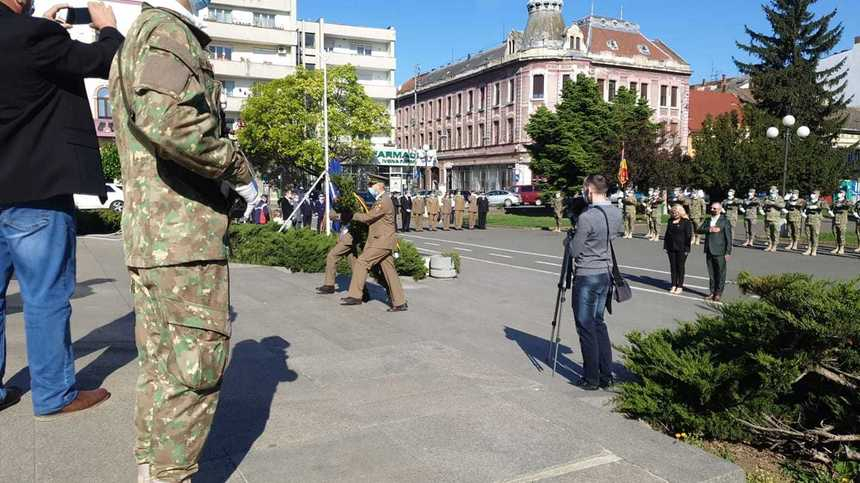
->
[[189, 0, 212, 15], [811, 195, 819, 203], [838, 194, 845, 201], [728, 192, 735, 198]]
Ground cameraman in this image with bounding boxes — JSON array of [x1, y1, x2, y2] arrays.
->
[[0, 1, 121, 416], [570, 175, 622, 391]]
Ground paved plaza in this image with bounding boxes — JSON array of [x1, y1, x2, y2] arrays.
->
[[3, 228, 856, 482]]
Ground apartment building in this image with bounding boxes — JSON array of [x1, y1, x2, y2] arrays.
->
[[297, 20, 397, 145]]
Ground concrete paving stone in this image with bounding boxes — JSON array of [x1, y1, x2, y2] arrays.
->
[[381, 398, 607, 482], [541, 461, 668, 482], [225, 427, 448, 483], [192, 456, 245, 483], [0, 399, 35, 482]]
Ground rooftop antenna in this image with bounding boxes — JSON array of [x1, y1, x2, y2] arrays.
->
[[620, 5, 623, 20], [586, 1, 595, 52]]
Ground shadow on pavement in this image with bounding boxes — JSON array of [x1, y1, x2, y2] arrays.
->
[[6, 311, 136, 395], [504, 326, 632, 385], [197, 336, 298, 482], [622, 273, 710, 298], [3, 277, 115, 316]]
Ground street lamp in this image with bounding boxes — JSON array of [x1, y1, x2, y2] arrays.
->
[[767, 114, 810, 195]]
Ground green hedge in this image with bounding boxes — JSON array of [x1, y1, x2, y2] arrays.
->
[[76, 209, 122, 235], [615, 272, 859, 477], [228, 223, 427, 280]]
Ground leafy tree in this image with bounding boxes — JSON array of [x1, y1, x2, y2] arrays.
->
[[735, 0, 850, 139], [238, 66, 391, 176], [99, 143, 122, 182]]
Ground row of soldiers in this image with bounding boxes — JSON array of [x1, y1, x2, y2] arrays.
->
[[393, 191, 490, 231], [620, 186, 860, 256]]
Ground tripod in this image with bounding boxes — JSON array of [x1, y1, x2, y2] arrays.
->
[[546, 229, 575, 377]]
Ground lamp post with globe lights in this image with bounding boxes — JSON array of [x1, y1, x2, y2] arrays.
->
[[767, 115, 810, 195]]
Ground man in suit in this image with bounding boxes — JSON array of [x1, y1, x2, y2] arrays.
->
[[468, 192, 479, 229], [0, 0, 121, 417], [400, 192, 412, 232], [454, 192, 466, 229], [391, 191, 401, 231], [341, 176, 407, 312], [478, 192, 490, 229], [697, 202, 733, 303], [300, 196, 314, 228]]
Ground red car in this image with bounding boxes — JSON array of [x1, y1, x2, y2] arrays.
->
[[511, 185, 543, 206]]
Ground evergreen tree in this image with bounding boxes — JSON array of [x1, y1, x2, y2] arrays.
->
[[735, 0, 850, 139]]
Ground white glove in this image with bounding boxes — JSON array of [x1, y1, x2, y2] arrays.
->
[[801, 212, 807, 218], [739, 207, 746, 213], [781, 209, 788, 214], [828, 209, 835, 217], [235, 180, 261, 220]]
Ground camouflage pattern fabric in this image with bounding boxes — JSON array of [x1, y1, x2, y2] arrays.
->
[[109, 6, 252, 268], [130, 261, 230, 482]]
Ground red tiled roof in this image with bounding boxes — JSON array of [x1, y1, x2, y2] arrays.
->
[[689, 90, 743, 133], [585, 27, 681, 63]]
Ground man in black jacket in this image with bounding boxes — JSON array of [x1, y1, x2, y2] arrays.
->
[[400, 192, 413, 232], [392, 192, 401, 231], [0, 0, 122, 417], [477, 192, 490, 229]]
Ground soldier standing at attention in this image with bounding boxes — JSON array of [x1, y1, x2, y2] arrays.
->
[[400, 192, 412, 232], [441, 192, 453, 231], [802, 191, 825, 256], [689, 190, 706, 245], [468, 192, 479, 229], [110, 0, 260, 479], [647, 189, 664, 242], [829, 189, 852, 255], [740, 189, 760, 247], [426, 191, 439, 231], [341, 175, 407, 312], [722, 189, 741, 232], [391, 191, 401, 231], [761, 186, 785, 252], [621, 188, 637, 239], [784, 190, 804, 251], [454, 191, 466, 229], [552, 192, 565, 233], [412, 193, 424, 232]]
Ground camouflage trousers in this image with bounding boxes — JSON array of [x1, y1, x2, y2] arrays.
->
[[130, 261, 230, 482], [623, 214, 635, 236], [806, 222, 821, 252], [648, 215, 660, 238], [744, 219, 756, 241], [834, 224, 847, 249], [787, 220, 802, 244], [765, 221, 780, 245]]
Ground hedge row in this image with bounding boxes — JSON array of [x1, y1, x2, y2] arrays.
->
[[76, 209, 122, 235], [228, 223, 427, 280]]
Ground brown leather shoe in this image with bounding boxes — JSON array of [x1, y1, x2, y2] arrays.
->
[[316, 285, 335, 294], [36, 388, 111, 421], [340, 297, 363, 306]]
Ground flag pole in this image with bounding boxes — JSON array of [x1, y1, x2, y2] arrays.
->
[[321, 18, 331, 236]]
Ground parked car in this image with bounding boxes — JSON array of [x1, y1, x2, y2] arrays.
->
[[510, 185, 542, 206], [74, 183, 124, 212], [486, 190, 522, 207]]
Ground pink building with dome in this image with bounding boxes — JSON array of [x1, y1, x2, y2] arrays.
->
[[395, 0, 691, 192]]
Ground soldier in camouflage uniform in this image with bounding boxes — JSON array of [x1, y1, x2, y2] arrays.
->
[[740, 189, 760, 247], [829, 189, 853, 255], [784, 190, 804, 251], [109, 1, 258, 481], [689, 190, 706, 245], [761, 186, 785, 252], [722, 189, 741, 231], [802, 191, 825, 256], [645, 188, 664, 241], [621, 188, 637, 239]]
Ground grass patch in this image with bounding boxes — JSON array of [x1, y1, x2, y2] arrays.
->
[[486, 213, 571, 229]]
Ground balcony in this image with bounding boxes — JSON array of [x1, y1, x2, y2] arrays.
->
[[211, 58, 295, 80], [224, 96, 247, 113], [210, 0, 295, 15], [203, 20, 296, 46], [94, 118, 115, 138], [323, 51, 395, 71], [361, 83, 397, 100]]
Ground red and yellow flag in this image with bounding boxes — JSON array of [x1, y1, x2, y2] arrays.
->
[[618, 144, 629, 187]]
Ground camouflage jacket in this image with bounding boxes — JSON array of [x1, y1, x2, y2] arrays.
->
[[831, 201, 853, 226], [762, 197, 785, 223], [622, 195, 637, 215], [690, 198, 706, 219], [109, 6, 252, 268]]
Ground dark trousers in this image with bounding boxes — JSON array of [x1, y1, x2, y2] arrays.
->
[[302, 214, 312, 228], [667, 251, 688, 288], [572, 272, 613, 386], [400, 210, 411, 232], [706, 254, 727, 295], [478, 211, 487, 229]]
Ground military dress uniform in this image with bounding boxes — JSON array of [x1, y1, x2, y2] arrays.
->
[[761, 196, 785, 252], [426, 194, 439, 231], [441, 195, 452, 230], [109, 6, 254, 481], [784, 195, 805, 250], [622, 194, 637, 238], [321, 213, 357, 289], [830, 199, 853, 255], [412, 195, 425, 231], [690, 197, 706, 245], [802, 199, 826, 256], [345, 192, 406, 307], [647, 194, 664, 241], [454, 193, 466, 229], [741, 197, 760, 246], [467, 193, 479, 229]]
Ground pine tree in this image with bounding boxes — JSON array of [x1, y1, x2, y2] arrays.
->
[[735, 0, 850, 139]]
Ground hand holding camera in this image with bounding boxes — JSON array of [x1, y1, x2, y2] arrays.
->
[[45, 2, 116, 31]]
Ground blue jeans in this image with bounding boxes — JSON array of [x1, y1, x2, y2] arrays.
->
[[572, 272, 613, 386], [0, 195, 78, 415]]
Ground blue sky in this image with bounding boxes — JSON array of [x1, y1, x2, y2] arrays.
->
[[299, 0, 859, 87]]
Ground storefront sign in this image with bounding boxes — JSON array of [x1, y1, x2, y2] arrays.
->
[[375, 149, 417, 166]]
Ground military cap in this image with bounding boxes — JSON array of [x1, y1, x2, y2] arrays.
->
[[367, 173, 389, 186]]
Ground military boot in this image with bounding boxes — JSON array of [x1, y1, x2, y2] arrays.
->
[[802, 246, 811, 256]]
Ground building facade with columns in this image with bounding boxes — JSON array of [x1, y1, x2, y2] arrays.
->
[[395, 0, 691, 192]]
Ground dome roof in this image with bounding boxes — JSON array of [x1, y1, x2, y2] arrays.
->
[[522, 1, 566, 51]]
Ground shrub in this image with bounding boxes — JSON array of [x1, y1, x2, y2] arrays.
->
[[76, 209, 122, 235], [615, 272, 859, 475], [396, 240, 427, 280]]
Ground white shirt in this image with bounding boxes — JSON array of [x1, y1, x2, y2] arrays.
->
[[710, 214, 721, 228]]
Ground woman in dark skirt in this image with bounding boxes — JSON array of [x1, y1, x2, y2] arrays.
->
[[663, 203, 693, 294]]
